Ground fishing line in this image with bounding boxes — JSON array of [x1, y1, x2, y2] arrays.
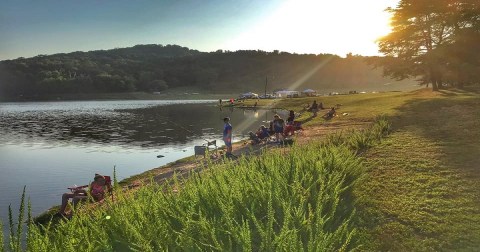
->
[[153, 107, 221, 158], [155, 113, 214, 143]]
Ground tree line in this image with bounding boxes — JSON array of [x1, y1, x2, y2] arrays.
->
[[373, 0, 480, 91], [0, 44, 407, 100]]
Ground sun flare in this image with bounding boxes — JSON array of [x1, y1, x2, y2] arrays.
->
[[226, 0, 396, 56]]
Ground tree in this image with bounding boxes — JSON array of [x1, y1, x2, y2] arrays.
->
[[440, 1, 480, 88], [376, 0, 453, 90], [376, 0, 480, 90]]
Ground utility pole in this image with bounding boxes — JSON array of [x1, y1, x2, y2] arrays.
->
[[264, 76, 267, 97]]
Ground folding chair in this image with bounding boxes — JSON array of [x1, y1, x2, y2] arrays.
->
[[194, 140, 218, 158]]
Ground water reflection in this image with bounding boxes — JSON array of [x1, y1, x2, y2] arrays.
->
[[0, 101, 288, 150]]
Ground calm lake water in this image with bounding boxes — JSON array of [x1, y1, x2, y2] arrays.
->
[[0, 100, 286, 230]]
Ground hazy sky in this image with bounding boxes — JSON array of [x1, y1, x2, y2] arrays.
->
[[0, 0, 399, 60]]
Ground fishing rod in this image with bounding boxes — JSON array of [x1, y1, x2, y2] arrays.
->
[[152, 111, 223, 158], [155, 114, 216, 144]]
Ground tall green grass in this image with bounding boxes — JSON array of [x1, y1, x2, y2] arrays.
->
[[325, 116, 391, 154], [0, 220, 4, 252], [1, 118, 390, 251]]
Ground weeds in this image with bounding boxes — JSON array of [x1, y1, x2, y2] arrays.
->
[[0, 220, 4, 252]]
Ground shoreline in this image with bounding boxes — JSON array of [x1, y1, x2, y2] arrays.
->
[[0, 91, 238, 102]]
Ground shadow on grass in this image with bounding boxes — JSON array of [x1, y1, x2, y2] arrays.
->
[[392, 92, 480, 162], [357, 91, 480, 251]]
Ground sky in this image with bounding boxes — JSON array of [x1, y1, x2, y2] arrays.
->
[[0, 0, 399, 60]]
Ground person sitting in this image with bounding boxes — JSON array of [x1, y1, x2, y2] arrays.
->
[[323, 107, 337, 119], [284, 110, 296, 136], [257, 125, 270, 140], [268, 120, 275, 136], [319, 102, 325, 110], [286, 110, 295, 125], [249, 125, 270, 145], [58, 174, 108, 216], [293, 121, 303, 131], [249, 131, 261, 144]]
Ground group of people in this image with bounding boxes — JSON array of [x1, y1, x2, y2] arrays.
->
[[248, 110, 300, 145], [307, 100, 337, 119], [307, 100, 324, 117]]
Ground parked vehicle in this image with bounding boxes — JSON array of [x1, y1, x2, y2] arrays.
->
[[259, 94, 276, 99]]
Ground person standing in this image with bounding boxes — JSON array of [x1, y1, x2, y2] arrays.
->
[[273, 114, 285, 142], [223, 117, 233, 156], [311, 100, 318, 117]]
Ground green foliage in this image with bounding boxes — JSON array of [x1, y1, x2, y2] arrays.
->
[[323, 116, 391, 154], [0, 220, 4, 252], [3, 119, 390, 251], [7, 186, 27, 252]]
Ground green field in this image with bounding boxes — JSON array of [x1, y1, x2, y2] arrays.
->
[[2, 89, 480, 251]]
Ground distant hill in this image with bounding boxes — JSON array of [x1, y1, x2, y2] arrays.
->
[[0, 44, 417, 101]]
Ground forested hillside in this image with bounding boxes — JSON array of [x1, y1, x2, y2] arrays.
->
[[0, 44, 414, 100]]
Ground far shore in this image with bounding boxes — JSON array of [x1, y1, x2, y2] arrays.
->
[[0, 91, 238, 102]]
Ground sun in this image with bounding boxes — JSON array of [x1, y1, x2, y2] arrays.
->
[[225, 0, 396, 56]]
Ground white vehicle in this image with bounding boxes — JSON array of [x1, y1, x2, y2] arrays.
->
[[259, 94, 276, 99], [239, 92, 259, 99]]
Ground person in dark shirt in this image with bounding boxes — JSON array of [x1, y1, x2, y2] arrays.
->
[[323, 107, 337, 119], [285, 110, 295, 136], [287, 110, 295, 125], [319, 102, 324, 110], [310, 101, 318, 117], [259, 125, 270, 139]]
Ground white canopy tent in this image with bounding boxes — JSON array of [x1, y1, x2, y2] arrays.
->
[[275, 90, 301, 98]]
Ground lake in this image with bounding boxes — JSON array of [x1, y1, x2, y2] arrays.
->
[[0, 100, 286, 231]]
